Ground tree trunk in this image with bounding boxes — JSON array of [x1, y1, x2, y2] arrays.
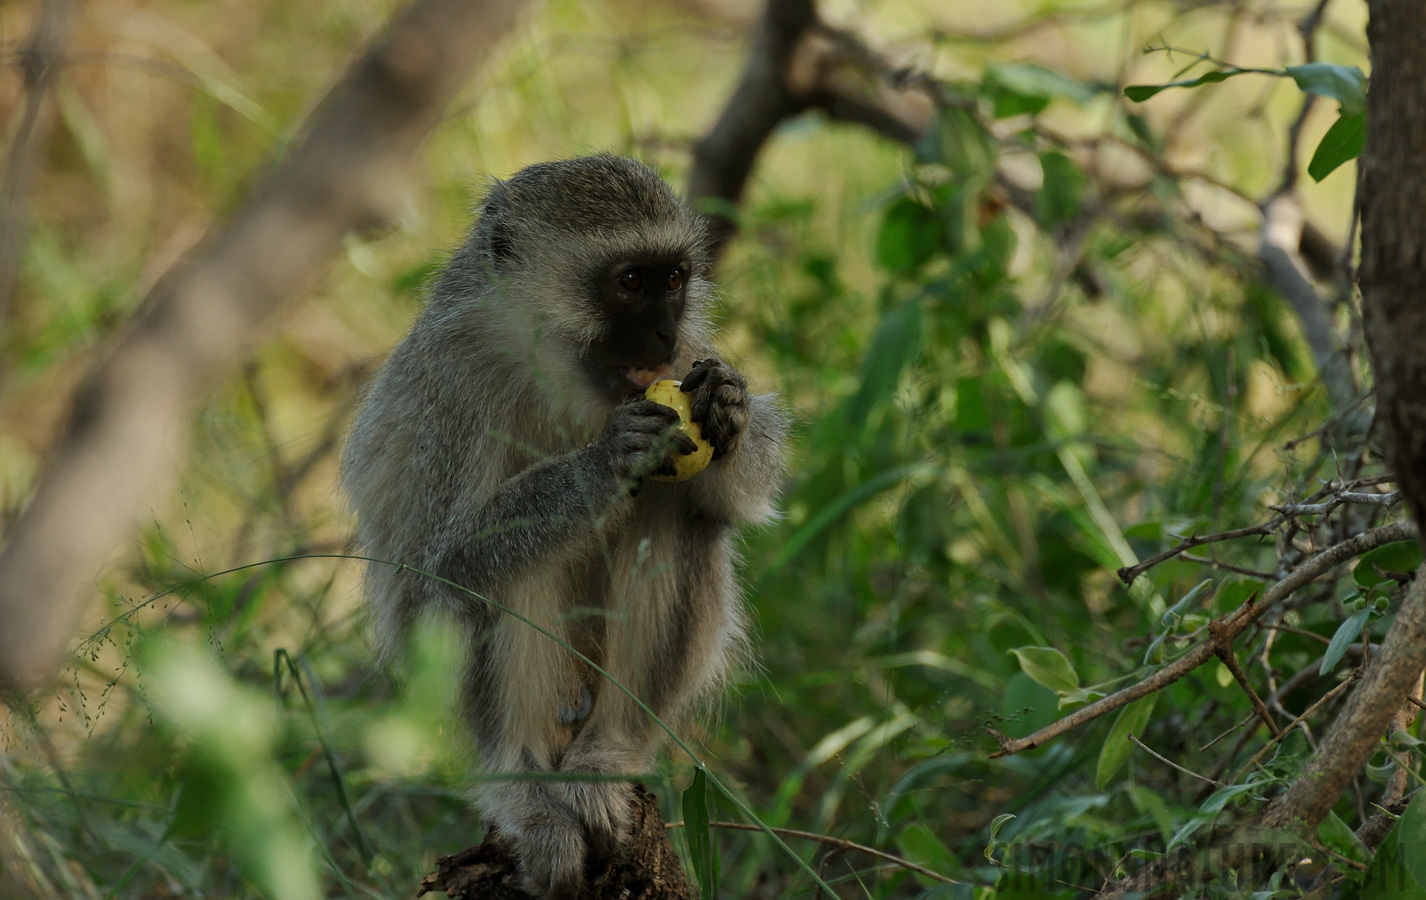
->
[[1257, 0, 1426, 835]]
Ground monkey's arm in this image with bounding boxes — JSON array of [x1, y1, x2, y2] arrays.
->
[[428, 399, 682, 595]]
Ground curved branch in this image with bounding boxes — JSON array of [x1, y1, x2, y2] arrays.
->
[[688, 0, 939, 261]]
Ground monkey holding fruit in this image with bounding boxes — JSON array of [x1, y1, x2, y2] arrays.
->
[[342, 155, 787, 897]]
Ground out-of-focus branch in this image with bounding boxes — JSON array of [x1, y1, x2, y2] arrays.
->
[[688, 0, 938, 260], [689, 0, 819, 255], [1258, 194, 1363, 427], [0, 0, 528, 692], [0, 0, 81, 363], [693, 1, 1363, 443]]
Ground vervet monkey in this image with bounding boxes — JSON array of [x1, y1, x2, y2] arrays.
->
[[342, 155, 787, 897]]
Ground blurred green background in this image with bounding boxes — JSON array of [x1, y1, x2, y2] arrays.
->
[[3, 0, 1409, 897]]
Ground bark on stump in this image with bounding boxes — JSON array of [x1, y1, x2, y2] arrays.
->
[[418, 786, 691, 900]]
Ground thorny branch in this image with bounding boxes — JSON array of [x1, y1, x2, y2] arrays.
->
[[1118, 480, 1402, 585], [666, 821, 958, 887], [991, 521, 1417, 758]]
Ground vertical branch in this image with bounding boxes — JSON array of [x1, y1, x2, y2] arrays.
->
[[1258, 0, 1426, 834], [688, 0, 819, 259]]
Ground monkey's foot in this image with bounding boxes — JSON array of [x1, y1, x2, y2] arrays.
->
[[418, 785, 691, 900]]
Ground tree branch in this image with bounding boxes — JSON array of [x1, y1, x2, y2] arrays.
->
[[1255, 0, 1426, 835], [1258, 194, 1363, 428], [992, 522, 1417, 758], [688, 0, 938, 261]]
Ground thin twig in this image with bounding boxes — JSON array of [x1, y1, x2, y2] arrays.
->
[[1232, 672, 1359, 782], [1199, 710, 1257, 753], [1128, 734, 1223, 786], [1272, 490, 1403, 517], [666, 820, 960, 885], [995, 522, 1417, 758], [1118, 520, 1283, 585], [1211, 619, 1282, 738], [1179, 553, 1275, 580]]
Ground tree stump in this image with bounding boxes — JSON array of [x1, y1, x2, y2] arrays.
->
[[418, 785, 691, 900]]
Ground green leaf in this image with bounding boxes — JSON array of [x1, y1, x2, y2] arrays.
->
[[1400, 792, 1426, 889], [1308, 112, 1366, 182], [1036, 152, 1085, 227], [1043, 381, 1086, 439], [682, 768, 718, 900], [1318, 812, 1369, 865], [984, 813, 1016, 862], [1009, 646, 1080, 693], [1162, 578, 1216, 627], [1322, 608, 1370, 675], [1362, 792, 1426, 898], [1096, 693, 1158, 788], [916, 106, 996, 184], [1165, 816, 1208, 852], [1353, 540, 1423, 588], [845, 298, 923, 430], [896, 823, 964, 884], [984, 63, 1095, 118], [1124, 67, 1264, 102], [1198, 780, 1262, 815], [875, 196, 942, 275], [1286, 63, 1367, 115]]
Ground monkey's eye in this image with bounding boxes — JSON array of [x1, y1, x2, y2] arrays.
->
[[617, 269, 644, 292], [667, 269, 684, 292]]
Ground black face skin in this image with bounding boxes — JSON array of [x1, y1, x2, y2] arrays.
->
[[580, 255, 690, 400]]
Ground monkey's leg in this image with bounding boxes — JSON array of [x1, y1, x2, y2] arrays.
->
[[556, 520, 744, 859], [462, 577, 594, 900]]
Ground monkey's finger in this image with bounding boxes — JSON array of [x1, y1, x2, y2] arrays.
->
[[615, 407, 681, 437], [673, 432, 699, 455], [623, 398, 682, 423], [654, 455, 679, 478], [679, 363, 711, 393], [690, 374, 723, 423]]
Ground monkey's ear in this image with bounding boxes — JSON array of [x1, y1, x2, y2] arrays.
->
[[488, 216, 515, 265], [478, 184, 517, 266]]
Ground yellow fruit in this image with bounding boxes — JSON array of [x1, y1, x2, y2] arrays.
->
[[644, 379, 713, 481]]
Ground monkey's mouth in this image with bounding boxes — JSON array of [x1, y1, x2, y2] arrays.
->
[[624, 365, 674, 389]]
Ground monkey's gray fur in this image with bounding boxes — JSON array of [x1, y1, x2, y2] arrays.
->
[[341, 155, 787, 898]]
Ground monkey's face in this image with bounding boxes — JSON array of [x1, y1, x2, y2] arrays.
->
[[579, 255, 690, 400]]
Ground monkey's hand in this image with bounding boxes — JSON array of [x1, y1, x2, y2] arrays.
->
[[594, 399, 699, 487], [681, 358, 750, 460]]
